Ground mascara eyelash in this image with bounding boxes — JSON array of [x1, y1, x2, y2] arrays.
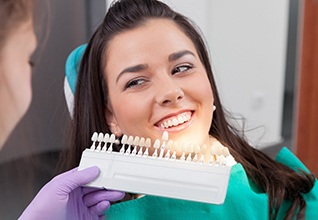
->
[[172, 64, 193, 74], [29, 61, 35, 67]]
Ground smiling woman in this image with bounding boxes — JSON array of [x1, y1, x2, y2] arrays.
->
[[59, 0, 317, 219], [104, 19, 213, 147]]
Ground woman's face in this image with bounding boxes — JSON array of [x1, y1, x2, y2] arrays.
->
[[105, 19, 214, 148], [0, 20, 36, 148]]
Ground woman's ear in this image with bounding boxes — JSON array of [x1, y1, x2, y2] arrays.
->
[[105, 105, 123, 136]]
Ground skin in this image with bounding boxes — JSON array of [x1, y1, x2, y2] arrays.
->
[[104, 19, 214, 154], [0, 20, 37, 148]]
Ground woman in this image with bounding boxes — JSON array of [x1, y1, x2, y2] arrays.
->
[[0, 0, 124, 219], [62, 0, 317, 219]]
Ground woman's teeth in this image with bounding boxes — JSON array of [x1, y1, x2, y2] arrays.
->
[[159, 112, 191, 129]]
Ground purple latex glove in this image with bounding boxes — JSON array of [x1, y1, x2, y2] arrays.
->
[[18, 166, 125, 220]]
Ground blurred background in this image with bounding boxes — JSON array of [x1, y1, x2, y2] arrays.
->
[[0, 0, 317, 219]]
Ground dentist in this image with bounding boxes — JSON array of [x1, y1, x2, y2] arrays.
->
[[0, 0, 124, 219]]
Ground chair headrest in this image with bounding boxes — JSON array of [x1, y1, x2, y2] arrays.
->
[[64, 44, 87, 116], [65, 44, 87, 94]]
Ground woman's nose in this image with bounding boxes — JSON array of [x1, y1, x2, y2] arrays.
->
[[155, 82, 185, 105]]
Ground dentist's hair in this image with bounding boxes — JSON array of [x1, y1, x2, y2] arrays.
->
[[59, 0, 315, 219], [0, 0, 34, 51]]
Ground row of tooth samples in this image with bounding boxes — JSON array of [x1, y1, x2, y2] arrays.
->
[[90, 132, 118, 152], [89, 131, 235, 166]]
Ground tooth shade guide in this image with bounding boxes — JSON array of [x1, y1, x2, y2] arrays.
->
[[159, 132, 168, 158], [90, 132, 98, 150], [107, 134, 116, 152], [143, 138, 151, 157], [95, 133, 104, 151], [120, 135, 128, 153], [165, 140, 173, 159], [180, 143, 188, 161], [101, 133, 109, 152], [152, 139, 160, 157], [164, 140, 173, 159], [186, 144, 195, 162], [104, 133, 110, 143], [88, 132, 236, 167], [125, 135, 134, 155], [137, 137, 145, 156], [79, 134, 236, 204], [222, 147, 230, 157], [78, 146, 233, 205], [132, 136, 140, 155], [162, 131, 169, 141]]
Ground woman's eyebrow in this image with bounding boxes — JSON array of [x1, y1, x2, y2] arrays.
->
[[116, 64, 148, 83], [115, 50, 194, 83], [168, 50, 195, 62]]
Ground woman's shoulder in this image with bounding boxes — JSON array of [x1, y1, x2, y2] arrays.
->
[[275, 147, 309, 172], [275, 147, 318, 218]]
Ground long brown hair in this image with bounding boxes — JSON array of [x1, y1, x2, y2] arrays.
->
[[59, 0, 315, 219]]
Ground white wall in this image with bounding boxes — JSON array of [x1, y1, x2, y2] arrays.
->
[[107, 0, 290, 148]]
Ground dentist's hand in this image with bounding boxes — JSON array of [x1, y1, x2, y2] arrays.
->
[[19, 166, 125, 220]]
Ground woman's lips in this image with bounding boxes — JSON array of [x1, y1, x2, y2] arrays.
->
[[156, 111, 193, 129]]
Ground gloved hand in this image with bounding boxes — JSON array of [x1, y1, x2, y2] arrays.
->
[[18, 166, 125, 220]]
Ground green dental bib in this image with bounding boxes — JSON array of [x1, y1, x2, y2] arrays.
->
[[106, 147, 318, 220]]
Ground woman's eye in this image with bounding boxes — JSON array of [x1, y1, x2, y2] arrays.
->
[[125, 78, 146, 89], [172, 64, 192, 75]]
